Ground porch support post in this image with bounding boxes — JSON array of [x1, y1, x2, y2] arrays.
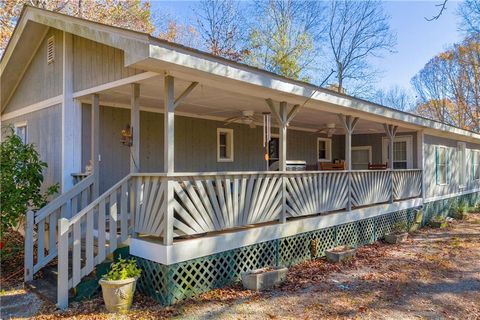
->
[[91, 94, 100, 198], [384, 124, 398, 203], [338, 114, 359, 212], [164, 75, 175, 173], [266, 99, 301, 224], [279, 101, 288, 171], [162, 76, 198, 245], [417, 130, 425, 201], [383, 124, 398, 170], [130, 83, 140, 173], [338, 115, 359, 171]]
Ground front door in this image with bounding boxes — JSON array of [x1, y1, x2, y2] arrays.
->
[[268, 137, 279, 167]]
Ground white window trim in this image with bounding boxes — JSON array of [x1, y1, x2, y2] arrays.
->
[[458, 142, 466, 188], [217, 128, 234, 162], [436, 145, 448, 186], [474, 150, 480, 181], [317, 137, 332, 162], [382, 135, 413, 169], [351, 146, 372, 168], [14, 121, 28, 143]]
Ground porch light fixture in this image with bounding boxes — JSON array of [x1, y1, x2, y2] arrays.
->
[[121, 124, 133, 146]]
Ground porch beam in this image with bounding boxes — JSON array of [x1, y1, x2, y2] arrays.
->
[[91, 94, 100, 198], [174, 81, 199, 108], [131, 83, 140, 173], [164, 75, 175, 173]]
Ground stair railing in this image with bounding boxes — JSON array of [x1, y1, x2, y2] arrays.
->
[[57, 174, 135, 309], [24, 174, 95, 282]]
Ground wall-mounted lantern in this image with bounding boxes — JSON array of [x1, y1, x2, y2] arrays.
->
[[121, 124, 133, 146]]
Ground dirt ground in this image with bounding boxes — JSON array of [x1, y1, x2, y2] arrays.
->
[[3, 212, 480, 320]]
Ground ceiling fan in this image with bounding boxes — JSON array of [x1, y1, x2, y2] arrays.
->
[[313, 123, 341, 137], [223, 110, 258, 128]]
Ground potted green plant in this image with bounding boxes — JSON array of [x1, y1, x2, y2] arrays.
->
[[429, 215, 448, 228], [384, 221, 408, 244], [99, 257, 141, 314]]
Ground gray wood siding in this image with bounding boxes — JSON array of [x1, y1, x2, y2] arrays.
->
[[4, 28, 63, 114], [1, 104, 62, 193], [424, 134, 480, 198], [73, 35, 144, 92], [81, 106, 320, 191]]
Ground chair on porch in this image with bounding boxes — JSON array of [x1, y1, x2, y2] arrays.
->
[[368, 163, 388, 170], [319, 162, 346, 171]]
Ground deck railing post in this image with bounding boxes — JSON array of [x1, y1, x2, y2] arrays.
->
[[57, 218, 70, 310], [347, 171, 352, 211], [163, 179, 174, 245], [24, 210, 34, 282], [280, 174, 287, 223], [390, 170, 394, 203]]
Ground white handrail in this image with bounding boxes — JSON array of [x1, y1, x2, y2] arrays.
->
[[35, 175, 94, 222]]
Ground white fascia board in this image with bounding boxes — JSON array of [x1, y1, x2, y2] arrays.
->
[[148, 44, 480, 143], [130, 198, 423, 265]]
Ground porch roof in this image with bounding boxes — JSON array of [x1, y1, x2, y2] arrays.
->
[[1, 5, 480, 142]]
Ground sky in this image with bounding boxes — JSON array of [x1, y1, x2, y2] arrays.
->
[[150, 0, 465, 93]]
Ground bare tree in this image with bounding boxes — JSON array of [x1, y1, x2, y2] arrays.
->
[[247, 0, 326, 80], [372, 86, 415, 111], [412, 38, 480, 132], [458, 0, 480, 36], [194, 0, 247, 61], [327, 0, 396, 95]]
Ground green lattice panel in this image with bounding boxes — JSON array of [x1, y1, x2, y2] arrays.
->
[[279, 227, 335, 266], [135, 205, 434, 306], [357, 218, 376, 245], [335, 222, 358, 247]]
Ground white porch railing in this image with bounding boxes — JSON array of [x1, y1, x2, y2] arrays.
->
[[38, 168, 421, 309], [132, 169, 422, 242], [56, 174, 135, 309], [24, 174, 95, 281]]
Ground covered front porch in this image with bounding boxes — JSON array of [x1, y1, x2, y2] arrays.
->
[[29, 72, 425, 308]]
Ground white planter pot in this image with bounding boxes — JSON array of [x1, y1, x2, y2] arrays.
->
[[99, 277, 137, 314], [241, 267, 288, 291]]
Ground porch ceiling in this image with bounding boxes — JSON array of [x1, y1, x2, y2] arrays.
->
[[76, 74, 414, 135]]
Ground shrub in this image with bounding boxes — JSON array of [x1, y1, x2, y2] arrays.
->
[[431, 214, 446, 223], [0, 127, 59, 239], [391, 221, 408, 234], [103, 257, 141, 281]]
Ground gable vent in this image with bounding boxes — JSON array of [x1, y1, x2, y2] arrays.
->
[[47, 36, 55, 64]]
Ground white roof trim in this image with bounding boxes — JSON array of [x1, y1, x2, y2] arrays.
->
[[148, 44, 480, 142]]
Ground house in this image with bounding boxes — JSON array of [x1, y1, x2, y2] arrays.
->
[[1, 6, 479, 309]]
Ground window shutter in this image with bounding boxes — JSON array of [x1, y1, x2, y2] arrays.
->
[[446, 148, 450, 183], [435, 147, 439, 184]]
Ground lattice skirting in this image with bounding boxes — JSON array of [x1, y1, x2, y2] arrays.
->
[[135, 208, 417, 305], [134, 192, 479, 306]]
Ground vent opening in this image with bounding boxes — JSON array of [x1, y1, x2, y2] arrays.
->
[[47, 36, 55, 64]]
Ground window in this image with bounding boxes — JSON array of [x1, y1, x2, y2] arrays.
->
[[14, 122, 27, 144], [317, 138, 332, 162], [458, 142, 466, 187], [217, 128, 234, 162], [436, 146, 448, 185], [268, 135, 279, 167], [351, 146, 372, 170], [382, 135, 413, 169], [47, 36, 55, 64], [473, 151, 480, 181]]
